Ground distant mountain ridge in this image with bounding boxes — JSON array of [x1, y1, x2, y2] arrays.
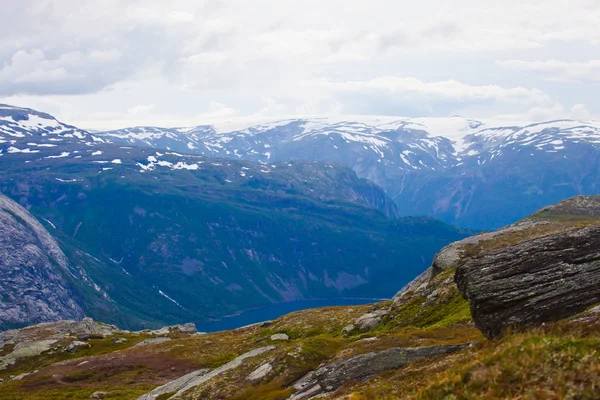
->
[[3, 103, 600, 229], [0, 104, 471, 330], [98, 115, 600, 229]]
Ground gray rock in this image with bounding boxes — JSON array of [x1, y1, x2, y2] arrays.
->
[[247, 363, 273, 381], [0, 339, 57, 370], [171, 322, 197, 334], [354, 309, 389, 331], [0, 193, 85, 330], [456, 224, 600, 339], [270, 333, 289, 341], [134, 337, 171, 347], [112, 337, 128, 344], [66, 341, 91, 353], [137, 346, 275, 400], [289, 344, 467, 399], [72, 317, 120, 340], [90, 392, 112, 399], [341, 324, 355, 335]]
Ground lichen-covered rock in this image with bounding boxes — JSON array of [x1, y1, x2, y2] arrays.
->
[[289, 344, 467, 399], [341, 324, 355, 335], [137, 346, 275, 400], [456, 224, 600, 338], [0, 339, 58, 370], [354, 309, 389, 330], [247, 363, 273, 381], [66, 340, 91, 353], [270, 333, 289, 341]]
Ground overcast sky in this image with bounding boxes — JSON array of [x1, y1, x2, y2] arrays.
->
[[1, 0, 599, 129]]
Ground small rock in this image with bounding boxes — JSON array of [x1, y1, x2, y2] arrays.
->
[[148, 327, 170, 336], [247, 363, 273, 381], [354, 309, 389, 331], [66, 341, 91, 353], [112, 337, 128, 344], [10, 373, 30, 381], [171, 322, 197, 334], [341, 324, 355, 335], [134, 337, 171, 347], [270, 333, 289, 341], [90, 391, 111, 399]]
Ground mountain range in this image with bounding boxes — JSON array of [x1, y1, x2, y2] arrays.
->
[[0, 104, 470, 330], [4, 104, 598, 229]]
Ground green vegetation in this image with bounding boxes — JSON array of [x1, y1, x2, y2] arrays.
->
[[0, 148, 470, 330]]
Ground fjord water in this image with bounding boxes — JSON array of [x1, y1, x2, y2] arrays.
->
[[195, 298, 384, 332]]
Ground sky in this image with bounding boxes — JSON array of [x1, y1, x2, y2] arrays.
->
[[0, 0, 599, 130]]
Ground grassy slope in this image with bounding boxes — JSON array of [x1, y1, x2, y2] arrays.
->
[[2, 197, 600, 399]]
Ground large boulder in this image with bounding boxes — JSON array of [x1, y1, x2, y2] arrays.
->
[[456, 224, 600, 338]]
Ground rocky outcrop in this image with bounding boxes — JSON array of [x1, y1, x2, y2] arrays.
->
[[289, 344, 468, 400], [137, 346, 275, 400], [0, 193, 84, 329], [354, 308, 390, 330], [456, 224, 600, 338]]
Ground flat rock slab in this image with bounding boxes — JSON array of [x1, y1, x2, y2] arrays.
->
[[289, 344, 467, 400], [137, 346, 275, 400], [456, 224, 600, 338]]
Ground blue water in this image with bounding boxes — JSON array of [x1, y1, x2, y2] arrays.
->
[[195, 297, 383, 333]]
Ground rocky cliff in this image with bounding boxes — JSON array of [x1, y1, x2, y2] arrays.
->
[[0, 194, 84, 330]]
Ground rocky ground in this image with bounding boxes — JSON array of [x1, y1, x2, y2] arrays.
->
[[1, 195, 600, 399]]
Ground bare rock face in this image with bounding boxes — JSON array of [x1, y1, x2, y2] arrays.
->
[[0, 193, 84, 330], [289, 344, 467, 399], [456, 224, 600, 339]]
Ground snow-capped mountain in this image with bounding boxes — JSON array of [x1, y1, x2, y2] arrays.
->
[[0, 104, 106, 147], [2, 103, 600, 229]]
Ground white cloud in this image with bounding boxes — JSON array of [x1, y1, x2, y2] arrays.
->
[[0, 0, 599, 126], [570, 104, 592, 120], [498, 59, 600, 83], [304, 77, 552, 107]]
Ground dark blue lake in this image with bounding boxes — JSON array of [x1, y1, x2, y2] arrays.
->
[[195, 297, 384, 333]]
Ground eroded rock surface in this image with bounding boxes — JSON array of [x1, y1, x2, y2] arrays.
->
[[0, 193, 84, 329], [456, 224, 600, 338], [138, 346, 275, 400], [289, 344, 467, 399]]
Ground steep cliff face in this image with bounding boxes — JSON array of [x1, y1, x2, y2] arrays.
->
[[0, 194, 84, 330]]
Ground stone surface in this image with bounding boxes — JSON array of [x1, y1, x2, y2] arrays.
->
[[0, 339, 57, 370], [137, 346, 275, 400], [134, 337, 171, 347], [456, 224, 600, 338], [289, 344, 467, 399], [0, 193, 84, 330], [270, 333, 289, 341], [171, 322, 197, 334], [90, 392, 112, 399], [66, 341, 91, 353], [354, 309, 389, 331], [341, 324, 355, 335], [247, 363, 273, 381]]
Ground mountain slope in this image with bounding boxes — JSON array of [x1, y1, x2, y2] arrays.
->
[[99, 115, 600, 229], [0, 193, 84, 330], [2, 196, 600, 399], [0, 107, 470, 328]]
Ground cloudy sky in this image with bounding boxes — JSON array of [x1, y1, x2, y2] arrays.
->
[[1, 0, 599, 129]]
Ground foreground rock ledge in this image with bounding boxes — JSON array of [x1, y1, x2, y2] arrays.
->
[[456, 224, 600, 339], [289, 344, 467, 400]]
